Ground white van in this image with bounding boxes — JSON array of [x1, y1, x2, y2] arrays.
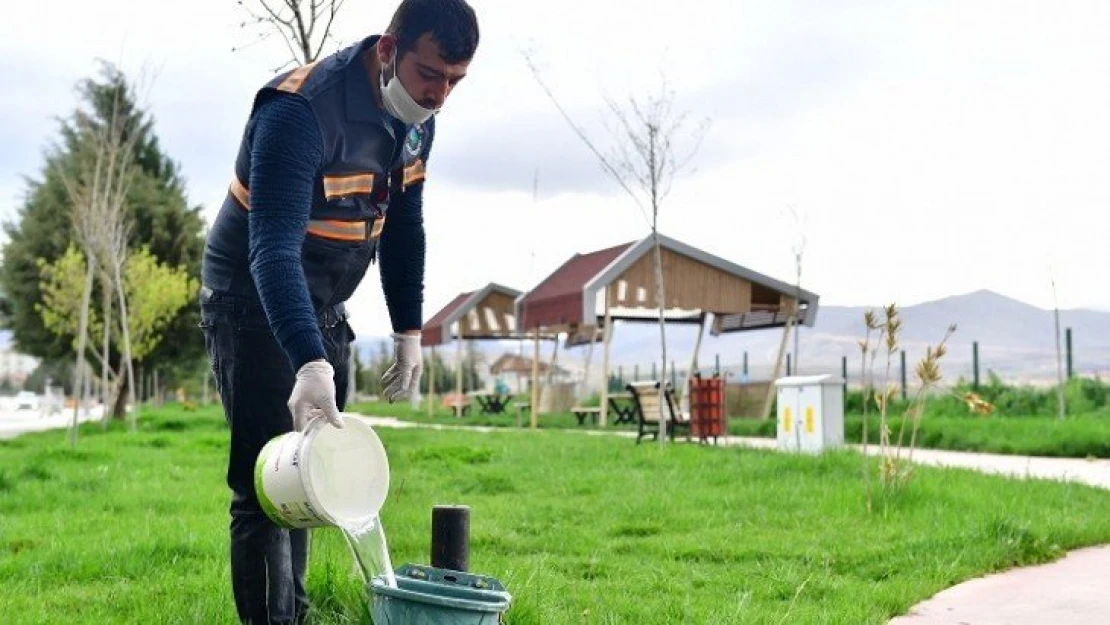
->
[[13, 391, 39, 412]]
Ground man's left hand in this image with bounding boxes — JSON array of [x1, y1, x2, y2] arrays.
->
[[381, 332, 423, 402]]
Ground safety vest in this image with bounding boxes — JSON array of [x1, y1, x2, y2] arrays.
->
[[203, 34, 433, 311]]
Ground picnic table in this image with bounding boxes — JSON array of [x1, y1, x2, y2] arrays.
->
[[468, 391, 511, 415], [607, 392, 637, 424]]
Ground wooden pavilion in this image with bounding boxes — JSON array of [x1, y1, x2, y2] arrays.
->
[[515, 233, 821, 427]]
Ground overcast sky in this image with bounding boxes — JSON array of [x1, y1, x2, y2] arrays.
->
[[2, 0, 1109, 340]]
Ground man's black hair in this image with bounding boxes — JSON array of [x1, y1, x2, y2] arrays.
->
[[387, 0, 479, 64]]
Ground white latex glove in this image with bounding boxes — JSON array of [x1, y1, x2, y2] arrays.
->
[[381, 332, 423, 403], [288, 359, 343, 431]]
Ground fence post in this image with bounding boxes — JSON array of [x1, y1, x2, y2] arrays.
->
[[972, 341, 980, 390], [715, 354, 720, 377], [743, 352, 749, 380], [900, 350, 907, 401], [841, 355, 848, 396], [1066, 327, 1074, 379], [786, 353, 792, 376]]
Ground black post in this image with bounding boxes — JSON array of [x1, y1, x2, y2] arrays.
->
[[715, 354, 720, 377], [743, 352, 749, 379], [786, 353, 792, 376], [841, 356, 848, 396], [1066, 327, 1074, 379], [972, 341, 980, 390], [900, 350, 907, 401], [431, 505, 470, 572]]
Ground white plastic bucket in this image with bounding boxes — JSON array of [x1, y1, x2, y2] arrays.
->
[[254, 414, 390, 529]]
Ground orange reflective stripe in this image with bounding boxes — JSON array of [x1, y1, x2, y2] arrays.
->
[[276, 62, 318, 93], [307, 219, 368, 242], [232, 176, 372, 241], [230, 177, 250, 209], [323, 173, 374, 199], [403, 159, 426, 187], [370, 216, 385, 239]]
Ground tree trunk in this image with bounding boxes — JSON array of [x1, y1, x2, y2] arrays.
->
[[649, 124, 669, 447], [760, 314, 795, 421], [101, 273, 112, 408], [599, 289, 613, 427], [113, 260, 138, 430], [111, 373, 129, 420], [70, 254, 96, 447]]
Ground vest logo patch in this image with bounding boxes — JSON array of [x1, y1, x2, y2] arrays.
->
[[405, 125, 424, 158]]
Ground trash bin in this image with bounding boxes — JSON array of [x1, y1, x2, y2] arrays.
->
[[538, 381, 575, 414], [688, 376, 727, 443], [773, 375, 845, 453]]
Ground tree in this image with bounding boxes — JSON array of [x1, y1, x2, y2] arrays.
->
[[524, 55, 709, 443], [235, 0, 348, 69], [38, 245, 196, 421], [0, 62, 206, 406], [52, 67, 143, 440]]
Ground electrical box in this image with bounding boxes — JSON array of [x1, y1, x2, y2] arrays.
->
[[774, 375, 845, 453]]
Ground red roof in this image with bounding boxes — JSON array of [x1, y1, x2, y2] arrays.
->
[[518, 242, 634, 331], [421, 291, 473, 347]]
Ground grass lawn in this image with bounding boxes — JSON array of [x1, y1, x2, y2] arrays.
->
[[348, 399, 1110, 459], [2, 404, 1110, 624], [727, 414, 1110, 458]]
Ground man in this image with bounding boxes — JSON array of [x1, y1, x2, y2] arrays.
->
[[199, 1, 479, 622]]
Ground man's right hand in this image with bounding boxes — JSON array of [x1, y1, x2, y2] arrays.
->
[[288, 359, 344, 431]]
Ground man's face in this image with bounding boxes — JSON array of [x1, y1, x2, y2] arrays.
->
[[378, 32, 471, 111]]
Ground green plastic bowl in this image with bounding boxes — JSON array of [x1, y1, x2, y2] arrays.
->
[[369, 564, 511, 625]]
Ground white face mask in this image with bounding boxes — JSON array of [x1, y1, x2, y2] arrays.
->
[[380, 54, 438, 125]]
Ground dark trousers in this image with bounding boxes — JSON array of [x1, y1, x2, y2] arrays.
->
[[200, 290, 352, 625]]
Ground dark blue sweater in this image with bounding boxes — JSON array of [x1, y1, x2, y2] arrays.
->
[[247, 93, 425, 370]]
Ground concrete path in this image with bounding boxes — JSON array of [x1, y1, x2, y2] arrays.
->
[[356, 415, 1110, 625], [721, 436, 1110, 491], [887, 545, 1110, 625], [0, 408, 103, 440]]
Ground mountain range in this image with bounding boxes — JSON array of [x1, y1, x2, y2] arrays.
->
[[356, 289, 1110, 385], [4, 290, 1104, 385]]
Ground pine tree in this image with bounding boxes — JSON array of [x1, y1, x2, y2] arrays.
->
[[0, 62, 206, 388]]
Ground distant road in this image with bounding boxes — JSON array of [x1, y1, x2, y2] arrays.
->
[[0, 408, 104, 440]]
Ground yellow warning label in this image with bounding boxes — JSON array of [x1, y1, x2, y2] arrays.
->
[[783, 407, 792, 433], [805, 407, 815, 433]]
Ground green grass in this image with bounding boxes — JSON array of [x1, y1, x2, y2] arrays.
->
[[354, 399, 1110, 459], [727, 414, 1110, 458], [2, 405, 1110, 624]]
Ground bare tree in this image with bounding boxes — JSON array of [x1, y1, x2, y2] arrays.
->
[[55, 76, 142, 442], [1050, 269, 1066, 420], [235, 0, 348, 69], [104, 195, 138, 430], [759, 208, 807, 422], [524, 53, 709, 445]]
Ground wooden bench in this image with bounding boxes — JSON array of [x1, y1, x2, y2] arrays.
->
[[626, 381, 691, 444], [663, 384, 693, 443], [442, 393, 470, 417], [570, 406, 601, 426]]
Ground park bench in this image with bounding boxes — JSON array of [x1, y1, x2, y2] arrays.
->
[[442, 393, 470, 417], [570, 405, 601, 426], [626, 381, 691, 444]]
